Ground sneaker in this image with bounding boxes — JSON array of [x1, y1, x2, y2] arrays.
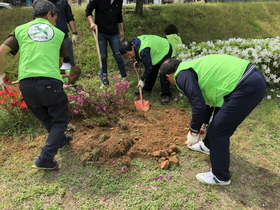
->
[[59, 134, 73, 149], [98, 73, 109, 85], [134, 89, 151, 95], [196, 171, 231, 185], [160, 95, 170, 105], [32, 157, 58, 170], [188, 140, 210, 155]]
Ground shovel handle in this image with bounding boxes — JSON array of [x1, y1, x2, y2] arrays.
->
[[138, 86, 144, 105], [92, 26, 102, 69]]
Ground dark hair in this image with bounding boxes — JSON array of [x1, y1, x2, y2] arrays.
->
[[164, 24, 179, 35], [119, 40, 133, 54], [159, 58, 181, 75], [33, 0, 58, 18]]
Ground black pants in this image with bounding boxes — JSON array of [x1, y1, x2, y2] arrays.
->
[[20, 77, 70, 161], [203, 67, 266, 181], [143, 46, 172, 96]]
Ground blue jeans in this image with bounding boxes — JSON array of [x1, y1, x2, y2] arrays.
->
[[98, 33, 127, 77]]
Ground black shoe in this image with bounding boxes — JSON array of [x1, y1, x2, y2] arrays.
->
[[59, 134, 73, 149], [134, 89, 151, 95], [160, 95, 170, 105], [32, 157, 58, 170]]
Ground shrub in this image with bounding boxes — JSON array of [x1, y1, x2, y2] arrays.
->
[[65, 75, 131, 119], [0, 86, 41, 136], [177, 37, 280, 98]]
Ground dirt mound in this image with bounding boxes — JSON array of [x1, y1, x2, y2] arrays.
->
[[70, 106, 191, 166], [0, 106, 192, 168]]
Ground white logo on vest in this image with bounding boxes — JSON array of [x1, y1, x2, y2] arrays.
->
[[28, 23, 54, 42]]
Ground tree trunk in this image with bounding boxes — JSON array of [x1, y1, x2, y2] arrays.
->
[[135, 0, 143, 16]]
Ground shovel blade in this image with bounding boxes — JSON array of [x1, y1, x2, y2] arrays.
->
[[134, 99, 150, 111]]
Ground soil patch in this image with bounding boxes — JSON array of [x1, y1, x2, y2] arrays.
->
[[0, 106, 192, 167]]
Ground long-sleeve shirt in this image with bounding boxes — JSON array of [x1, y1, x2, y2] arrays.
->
[[85, 0, 123, 35], [176, 69, 207, 133], [51, 0, 75, 37]]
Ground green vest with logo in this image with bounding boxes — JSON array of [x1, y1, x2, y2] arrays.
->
[[15, 18, 64, 82], [174, 54, 250, 107], [138, 35, 170, 65], [166, 34, 182, 57]]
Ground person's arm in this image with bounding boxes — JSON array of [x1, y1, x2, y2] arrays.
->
[[176, 69, 207, 133], [118, 22, 124, 41], [85, 0, 97, 31], [0, 44, 11, 75], [139, 48, 153, 81], [69, 20, 78, 45], [117, 2, 124, 41], [65, 3, 78, 44], [0, 32, 18, 87]]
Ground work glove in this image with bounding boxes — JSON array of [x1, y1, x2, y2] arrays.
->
[[72, 34, 78, 45], [200, 126, 206, 135], [200, 124, 209, 135], [0, 74, 10, 90], [138, 80, 144, 88], [186, 131, 200, 147]]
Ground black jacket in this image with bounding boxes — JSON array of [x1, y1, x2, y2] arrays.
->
[[49, 0, 75, 37], [85, 0, 123, 35]]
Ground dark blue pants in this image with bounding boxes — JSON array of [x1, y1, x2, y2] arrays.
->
[[203, 67, 266, 181], [143, 46, 172, 96], [20, 78, 70, 161], [64, 37, 75, 66]]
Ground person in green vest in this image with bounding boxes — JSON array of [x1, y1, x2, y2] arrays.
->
[[159, 55, 266, 185], [0, 0, 72, 170], [120, 35, 173, 105], [164, 24, 182, 58]]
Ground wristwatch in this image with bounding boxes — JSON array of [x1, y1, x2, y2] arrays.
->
[[73, 32, 78, 35]]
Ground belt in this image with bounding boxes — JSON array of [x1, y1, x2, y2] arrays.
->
[[21, 77, 51, 81], [236, 64, 256, 87]]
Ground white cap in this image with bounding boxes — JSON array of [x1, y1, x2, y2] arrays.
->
[[60, 63, 71, 70]]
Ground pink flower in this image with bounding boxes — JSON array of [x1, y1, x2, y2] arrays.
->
[[167, 175, 172, 179], [112, 161, 116, 164], [159, 176, 164, 180], [153, 177, 158, 180], [121, 169, 125, 173]]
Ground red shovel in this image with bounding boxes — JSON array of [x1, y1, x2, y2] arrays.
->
[[133, 64, 150, 111]]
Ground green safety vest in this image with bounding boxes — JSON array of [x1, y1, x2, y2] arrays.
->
[[166, 34, 182, 57], [138, 35, 170, 65], [174, 54, 250, 107], [15, 18, 65, 82]]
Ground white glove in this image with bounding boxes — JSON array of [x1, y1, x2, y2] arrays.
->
[[138, 80, 144, 88], [186, 131, 200, 147], [200, 127, 206, 135], [72, 34, 78, 44], [0, 74, 8, 89]]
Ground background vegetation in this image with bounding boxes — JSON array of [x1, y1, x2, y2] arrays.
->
[[1, 2, 280, 209]]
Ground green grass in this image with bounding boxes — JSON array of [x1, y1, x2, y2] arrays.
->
[[1, 2, 280, 209]]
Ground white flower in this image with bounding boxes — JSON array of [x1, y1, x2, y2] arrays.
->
[[267, 95, 271, 99]]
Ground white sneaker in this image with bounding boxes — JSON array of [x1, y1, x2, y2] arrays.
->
[[196, 171, 231, 185], [188, 141, 210, 155]]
